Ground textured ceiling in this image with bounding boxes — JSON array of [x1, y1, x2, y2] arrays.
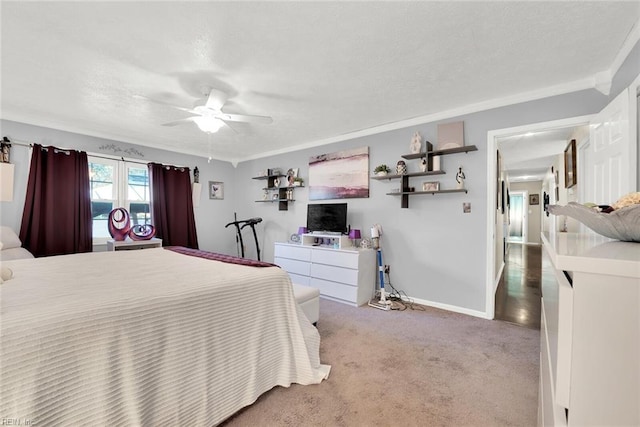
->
[[1, 2, 639, 164]]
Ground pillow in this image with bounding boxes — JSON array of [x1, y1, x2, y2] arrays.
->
[[0, 226, 22, 250], [0, 247, 34, 261]]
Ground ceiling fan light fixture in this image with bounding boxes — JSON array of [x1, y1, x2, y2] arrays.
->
[[194, 116, 224, 133]]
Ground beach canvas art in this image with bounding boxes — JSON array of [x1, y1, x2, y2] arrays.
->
[[309, 146, 369, 200]]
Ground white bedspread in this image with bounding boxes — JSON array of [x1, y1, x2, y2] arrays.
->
[[0, 248, 330, 426]]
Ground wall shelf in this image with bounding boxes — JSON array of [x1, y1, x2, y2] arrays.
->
[[371, 170, 445, 180], [375, 144, 477, 208], [402, 144, 478, 160], [252, 174, 302, 211], [255, 198, 296, 203], [387, 189, 467, 196]]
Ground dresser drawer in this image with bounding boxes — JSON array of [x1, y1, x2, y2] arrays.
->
[[274, 257, 311, 277], [310, 263, 358, 285], [311, 248, 359, 269], [274, 244, 311, 261], [311, 277, 358, 304]]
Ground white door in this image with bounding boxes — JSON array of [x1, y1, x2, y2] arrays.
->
[[587, 88, 632, 204]]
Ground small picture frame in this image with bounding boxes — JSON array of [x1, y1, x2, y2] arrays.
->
[[437, 121, 464, 150], [209, 181, 224, 200], [564, 139, 577, 188], [529, 194, 540, 205], [422, 181, 440, 192]]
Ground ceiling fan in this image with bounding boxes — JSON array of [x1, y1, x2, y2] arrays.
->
[[139, 86, 273, 133]]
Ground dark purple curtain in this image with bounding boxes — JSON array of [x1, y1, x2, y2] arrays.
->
[[19, 144, 92, 257], [149, 162, 199, 249]]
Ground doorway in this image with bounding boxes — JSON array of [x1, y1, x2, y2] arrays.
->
[[508, 191, 527, 244], [485, 115, 593, 319]]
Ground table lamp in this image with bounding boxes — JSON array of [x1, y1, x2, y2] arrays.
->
[[348, 229, 361, 247]]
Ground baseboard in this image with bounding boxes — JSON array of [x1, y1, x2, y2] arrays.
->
[[404, 296, 492, 320]]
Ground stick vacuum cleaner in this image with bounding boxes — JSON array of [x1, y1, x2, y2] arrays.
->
[[368, 224, 391, 311]]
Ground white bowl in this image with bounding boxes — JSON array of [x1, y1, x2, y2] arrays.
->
[[548, 203, 640, 242]]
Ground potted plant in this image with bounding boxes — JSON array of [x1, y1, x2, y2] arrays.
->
[[374, 164, 391, 176], [293, 177, 304, 187]]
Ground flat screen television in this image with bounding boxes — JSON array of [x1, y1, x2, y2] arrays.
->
[[306, 203, 348, 234]]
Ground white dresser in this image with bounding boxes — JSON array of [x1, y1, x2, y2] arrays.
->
[[274, 242, 376, 306], [539, 231, 640, 427]]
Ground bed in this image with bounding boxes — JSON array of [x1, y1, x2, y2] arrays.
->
[[0, 247, 330, 426]]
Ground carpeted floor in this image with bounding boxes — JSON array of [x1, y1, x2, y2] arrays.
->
[[223, 299, 540, 426]]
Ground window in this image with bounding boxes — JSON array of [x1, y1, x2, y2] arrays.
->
[[88, 157, 150, 243]]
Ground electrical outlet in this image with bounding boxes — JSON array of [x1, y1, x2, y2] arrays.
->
[[384, 264, 390, 274]]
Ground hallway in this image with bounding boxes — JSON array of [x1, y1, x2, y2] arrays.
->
[[494, 243, 542, 329]]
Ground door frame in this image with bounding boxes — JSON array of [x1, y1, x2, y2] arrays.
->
[[485, 115, 593, 319]]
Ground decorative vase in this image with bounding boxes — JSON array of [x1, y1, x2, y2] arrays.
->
[[419, 157, 428, 172], [455, 166, 466, 189], [410, 131, 422, 154], [396, 161, 407, 175], [129, 224, 156, 241], [432, 155, 441, 171], [108, 207, 131, 241]]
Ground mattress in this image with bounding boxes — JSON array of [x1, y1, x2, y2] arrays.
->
[[0, 248, 330, 426]]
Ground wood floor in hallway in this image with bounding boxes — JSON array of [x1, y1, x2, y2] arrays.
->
[[494, 243, 542, 329]]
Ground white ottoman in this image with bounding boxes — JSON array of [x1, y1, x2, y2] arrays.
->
[[292, 283, 320, 325]]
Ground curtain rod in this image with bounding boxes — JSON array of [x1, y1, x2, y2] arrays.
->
[[4, 138, 185, 168]]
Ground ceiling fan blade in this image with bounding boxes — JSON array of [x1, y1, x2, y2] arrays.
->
[[134, 94, 194, 113], [218, 113, 273, 124], [204, 88, 229, 111], [161, 117, 198, 127]]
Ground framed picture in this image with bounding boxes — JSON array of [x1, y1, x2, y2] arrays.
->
[[529, 194, 539, 205], [309, 146, 369, 200], [209, 181, 224, 200], [437, 121, 464, 150], [422, 181, 440, 192], [496, 150, 502, 210], [544, 192, 550, 216], [564, 139, 577, 188]]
